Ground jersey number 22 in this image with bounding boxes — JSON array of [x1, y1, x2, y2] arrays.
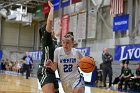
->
[[64, 64, 73, 72]]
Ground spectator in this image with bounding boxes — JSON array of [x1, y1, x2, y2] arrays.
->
[[5, 60, 10, 71], [135, 63, 140, 79], [1, 60, 5, 71], [113, 60, 126, 85], [130, 63, 140, 91], [16, 61, 22, 73], [12, 61, 17, 72], [102, 48, 113, 88], [119, 61, 131, 90]]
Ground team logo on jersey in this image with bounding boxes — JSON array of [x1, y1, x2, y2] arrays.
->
[[60, 58, 76, 63]]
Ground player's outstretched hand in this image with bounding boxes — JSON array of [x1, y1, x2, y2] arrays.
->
[[48, 0, 53, 9], [44, 59, 56, 71], [44, 59, 51, 67]]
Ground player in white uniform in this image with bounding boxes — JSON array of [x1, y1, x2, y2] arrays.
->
[[47, 34, 85, 93]]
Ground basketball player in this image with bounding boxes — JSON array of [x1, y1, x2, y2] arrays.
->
[[47, 34, 85, 93], [37, 1, 59, 93]]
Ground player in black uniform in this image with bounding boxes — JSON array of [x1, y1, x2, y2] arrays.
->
[[135, 63, 140, 82], [133, 63, 140, 91], [129, 63, 140, 91], [113, 60, 125, 85], [119, 62, 132, 90], [37, 1, 59, 93]]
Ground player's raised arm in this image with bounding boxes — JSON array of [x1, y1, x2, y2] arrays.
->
[[46, 1, 54, 33], [55, 18, 62, 37]]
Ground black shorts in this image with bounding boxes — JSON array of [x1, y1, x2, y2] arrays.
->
[[37, 66, 59, 89]]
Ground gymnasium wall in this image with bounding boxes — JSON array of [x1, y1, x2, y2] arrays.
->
[[1, 20, 39, 61]]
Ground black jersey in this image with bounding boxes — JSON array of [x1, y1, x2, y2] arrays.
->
[[39, 25, 56, 66], [123, 68, 132, 76]]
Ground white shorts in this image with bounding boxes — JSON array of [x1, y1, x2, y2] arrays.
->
[[61, 75, 85, 93]]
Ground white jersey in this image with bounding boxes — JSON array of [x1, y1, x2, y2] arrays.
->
[[54, 47, 83, 82]]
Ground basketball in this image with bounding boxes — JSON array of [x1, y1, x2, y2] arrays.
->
[[79, 56, 96, 73]]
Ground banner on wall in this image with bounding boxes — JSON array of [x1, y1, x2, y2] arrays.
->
[[36, 5, 42, 17], [77, 12, 86, 39], [61, 14, 69, 39], [0, 50, 3, 61], [69, 14, 77, 40], [76, 47, 90, 56], [88, 12, 97, 38], [42, 2, 50, 14], [28, 51, 42, 61], [113, 14, 129, 32], [115, 44, 140, 61], [72, 0, 81, 4], [61, 0, 70, 8], [53, 0, 60, 10]]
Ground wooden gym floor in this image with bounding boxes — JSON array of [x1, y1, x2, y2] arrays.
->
[[0, 72, 126, 93]]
